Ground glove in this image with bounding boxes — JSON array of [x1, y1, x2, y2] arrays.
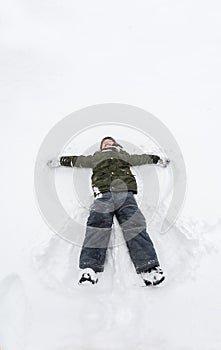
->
[[157, 158, 170, 168], [151, 155, 161, 164], [47, 158, 61, 168]]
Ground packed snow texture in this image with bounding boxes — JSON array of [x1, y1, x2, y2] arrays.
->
[[1, 0, 221, 349]]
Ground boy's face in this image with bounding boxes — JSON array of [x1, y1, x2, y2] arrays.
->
[[102, 138, 114, 149]]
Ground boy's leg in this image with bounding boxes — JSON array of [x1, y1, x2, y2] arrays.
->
[[115, 192, 159, 273], [79, 192, 114, 273]]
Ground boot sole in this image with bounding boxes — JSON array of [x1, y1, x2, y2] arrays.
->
[[153, 275, 165, 286], [144, 275, 165, 287]]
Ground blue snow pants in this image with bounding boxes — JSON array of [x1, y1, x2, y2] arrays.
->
[[79, 191, 159, 273]]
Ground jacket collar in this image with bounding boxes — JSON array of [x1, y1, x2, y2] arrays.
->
[[101, 145, 121, 153]]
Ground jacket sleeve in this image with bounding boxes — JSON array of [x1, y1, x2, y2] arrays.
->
[[121, 152, 160, 166], [59, 155, 94, 168]]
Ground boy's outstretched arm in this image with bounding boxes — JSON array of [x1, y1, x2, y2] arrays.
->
[[122, 152, 170, 167], [47, 155, 94, 168]]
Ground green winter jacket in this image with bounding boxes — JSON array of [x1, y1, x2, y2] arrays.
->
[[60, 149, 160, 196]]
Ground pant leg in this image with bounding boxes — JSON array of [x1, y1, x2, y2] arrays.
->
[[114, 192, 159, 273], [79, 192, 114, 272]]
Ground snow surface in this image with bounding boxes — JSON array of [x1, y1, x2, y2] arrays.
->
[[1, 1, 221, 349]]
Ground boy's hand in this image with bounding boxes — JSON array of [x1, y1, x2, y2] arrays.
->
[[47, 158, 61, 168], [157, 158, 170, 168]]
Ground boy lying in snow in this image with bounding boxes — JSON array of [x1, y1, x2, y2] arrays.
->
[[48, 136, 170, 286]]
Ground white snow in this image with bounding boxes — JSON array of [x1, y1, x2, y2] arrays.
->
[[1, 1, 221, 349]]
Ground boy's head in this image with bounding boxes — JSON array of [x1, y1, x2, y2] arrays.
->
[[100, 137, 115, 150], [100, 136, 122, 150]]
